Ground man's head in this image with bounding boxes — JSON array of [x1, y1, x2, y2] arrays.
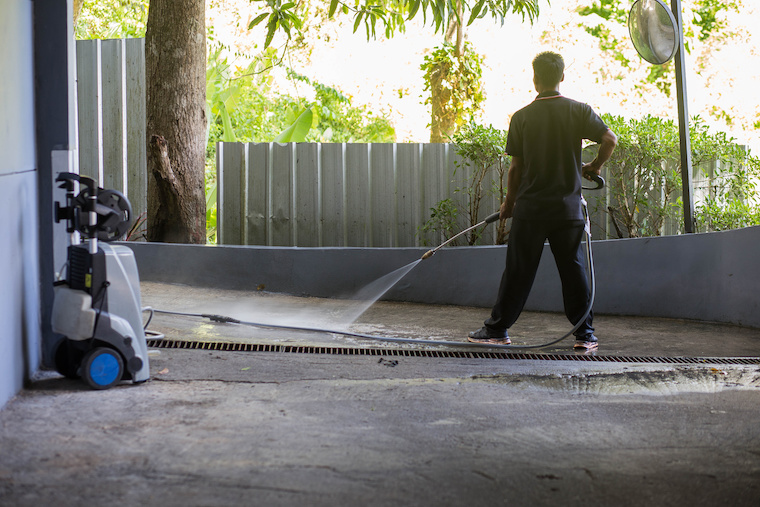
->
[[532, 52, 565, 90]]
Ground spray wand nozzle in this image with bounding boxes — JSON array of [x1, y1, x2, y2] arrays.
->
[[421, 211, 502, 260], [483, 211, 501, 224]]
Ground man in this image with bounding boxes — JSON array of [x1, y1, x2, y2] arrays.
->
[[468, 51, 617, 350]]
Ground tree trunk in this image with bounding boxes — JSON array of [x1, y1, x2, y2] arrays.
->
[[430, 3, 465, 143], [429, 59, 454, 143], [445, 0, 465, 57], [145, 0, 207, 243], [73, 0, 85, 27]]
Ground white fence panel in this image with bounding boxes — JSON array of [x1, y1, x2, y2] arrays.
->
[[125, 38, 147, 220], [76, 40, 103, 183], [269, 143, 293, 246], [295, 143, 321, 247], [321, 143, 345, 247], [395, 143, 422, 247], [344, 144, 370, 247], [247, 142, 269, 245], [216, 142, 247, 245], [75, 38, 146, 221], [216, 141, 509, 248], [370, 143, 396, 247]]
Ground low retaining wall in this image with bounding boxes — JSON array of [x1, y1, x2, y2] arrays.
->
[[125, 225, 760, 328]]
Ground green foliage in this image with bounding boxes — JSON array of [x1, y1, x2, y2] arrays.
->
[[691, 0, 738, 42], [206, 47, 251, 144], [600, 114, 681, 238], [250, 0, 540, 48], [576, 0, 631, 70], [691, 122, 760, 232], [576, 0, 627, 25], [421, 42, 485, 142], [696, 199, 760, 232], [75, 0, 149, 39], [285, 69, 396, 142], [695, 197, 760, 232], [205, 47, 396, 240], [451, 122, 509, 244], [243, 0, 537, 142], [418, 198, 459, 246], [420, 122, 509, 246], [645, 62, 674, 97], [247, 0, 538, 149], [599, 114, 760, 237], [274, 108, 315, 142], [249, 0, 305, 49], [205, 48, 395, 156], [577, 0, 742, 105], [205, 179, 218, 244], [690, 116, 746, 167], [421, 116, 760, 242]]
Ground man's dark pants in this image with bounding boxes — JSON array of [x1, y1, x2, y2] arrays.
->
[[484, 217, 594, 338]]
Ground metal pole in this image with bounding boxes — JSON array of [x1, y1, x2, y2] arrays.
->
[[35, 0, 78, 365], [671, 0, 695, 233]]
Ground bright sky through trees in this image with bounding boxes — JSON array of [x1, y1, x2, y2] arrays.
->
[[207, 0, 760, 150]]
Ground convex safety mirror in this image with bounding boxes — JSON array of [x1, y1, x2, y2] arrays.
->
[[628, 0, 679, 64]]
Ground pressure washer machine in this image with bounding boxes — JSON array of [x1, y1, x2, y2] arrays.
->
[[51, 172, 149, 390]]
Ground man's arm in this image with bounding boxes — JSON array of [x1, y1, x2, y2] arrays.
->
[[500, 155, 524, 220], [582, 129, 617, 179]]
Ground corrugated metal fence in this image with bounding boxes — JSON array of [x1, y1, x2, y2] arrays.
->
[[215, 142, 505, 247], [75, 38, 147, 221]]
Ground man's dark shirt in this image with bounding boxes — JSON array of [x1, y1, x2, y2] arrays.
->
[[505, 91, 609, 220]]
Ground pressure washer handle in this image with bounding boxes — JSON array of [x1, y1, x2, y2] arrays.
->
[[582, 173, 605, 190], [484, 211, 501, 224]]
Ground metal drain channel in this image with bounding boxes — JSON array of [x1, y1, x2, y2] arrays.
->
[[146, 339, 760, 366]]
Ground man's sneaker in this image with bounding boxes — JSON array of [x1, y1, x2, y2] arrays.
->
[[573, 335, 599, 350], [468, 327, 511, 345]]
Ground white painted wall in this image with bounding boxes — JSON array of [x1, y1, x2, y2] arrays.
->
[[0, 0, 41, 408]]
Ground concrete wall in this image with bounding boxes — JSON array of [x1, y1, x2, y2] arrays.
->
[[126, 224, 760, 329], [0, 0, 41, 408]]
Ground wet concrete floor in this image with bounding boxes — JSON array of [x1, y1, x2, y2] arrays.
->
[[141, 282, 760, 358], [1, 282, 760, 506]]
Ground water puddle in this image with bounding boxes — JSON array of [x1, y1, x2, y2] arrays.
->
[[469, 367, 760, 395]]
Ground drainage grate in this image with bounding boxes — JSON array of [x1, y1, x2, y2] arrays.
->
[[146, 338, 760, 366]]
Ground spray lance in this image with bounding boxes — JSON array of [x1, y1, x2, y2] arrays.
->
[[420, 211, 502, 261]]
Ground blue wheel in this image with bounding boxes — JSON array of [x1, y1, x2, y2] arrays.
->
[[82, 347, 124, 390]]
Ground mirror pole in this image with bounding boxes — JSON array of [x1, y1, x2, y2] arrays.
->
[[671, 0, 695, 233]]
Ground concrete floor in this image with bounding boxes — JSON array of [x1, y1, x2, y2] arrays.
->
[[1, 282, 760, 506], [140, 282, 760, 358]]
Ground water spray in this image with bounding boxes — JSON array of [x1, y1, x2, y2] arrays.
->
[[148, 174, 606, 351]]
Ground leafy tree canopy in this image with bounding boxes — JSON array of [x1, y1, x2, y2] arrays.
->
[[249, 0, 541, 49], [75, 0, 149, 39]]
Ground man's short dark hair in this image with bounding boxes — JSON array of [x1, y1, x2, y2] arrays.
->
[[532, 52, 564, 87]]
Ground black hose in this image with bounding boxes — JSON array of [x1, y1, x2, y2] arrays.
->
[[150, 191, 598, 350], [150, 222, 595, 352], [151, 308, 527, 349]]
